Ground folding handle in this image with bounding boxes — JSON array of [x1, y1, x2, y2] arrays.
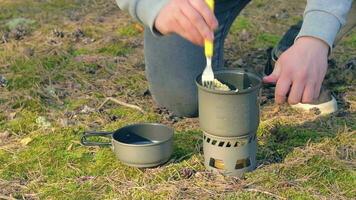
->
[[80, 131, 112, 147]]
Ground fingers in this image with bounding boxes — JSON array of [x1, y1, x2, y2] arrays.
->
[[180, 0, 214, 41], [266, 37, 328, 105], [314, 81, 322, 100], [263, 62, 282, 83], [288, 81, 305, 105], [188, 0, 218, 30], [263, 74, 278, 84], [175, 9, 204, 45], [157, 0, 218, 45], [275, 77, 292, 104], [302, 82, 316, 103]]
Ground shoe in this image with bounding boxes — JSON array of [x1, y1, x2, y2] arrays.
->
[[265, 21, 338, 115]]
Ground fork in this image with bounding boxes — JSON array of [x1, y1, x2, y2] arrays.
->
[[202, 0, 215, 88]]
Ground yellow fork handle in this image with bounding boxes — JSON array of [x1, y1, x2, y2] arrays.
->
[[204, 0, 214, 57]]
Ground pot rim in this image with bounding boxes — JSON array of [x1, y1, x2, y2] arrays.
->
[[196, 69, 262, 95], [112, 123, 174, 147]]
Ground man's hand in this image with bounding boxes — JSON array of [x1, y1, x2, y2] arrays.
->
[[154, 0, 218, 46], [263, 37, 329, 104]]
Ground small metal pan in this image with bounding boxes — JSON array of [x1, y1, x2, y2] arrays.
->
[[81, 123, 173, 168]]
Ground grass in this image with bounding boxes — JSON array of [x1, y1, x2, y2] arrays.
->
[[98, 43, 133, 56], [0, 0, 355, 199], [117, 24, 142, 37], [230, 16, 253, 33], [2, 110, 39, 135], [342, 33, 356, 49], [255, 33, 281, 48]]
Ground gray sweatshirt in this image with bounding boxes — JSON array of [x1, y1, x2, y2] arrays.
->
[[116, 0, 352, 49]]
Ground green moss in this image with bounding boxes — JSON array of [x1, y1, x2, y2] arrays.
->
[[4, 110, 39, 136], [331, 85, 349, 93], [98, 43, 133, 56], [6, 54, 70, 90], [0, 3, 23, 21], [117, 24, 141, 37], [128, 188, 172, 200], [0, 1, 72, 23], [257, 120, 335, 162], [341, 31, 356, 48], [231, 16, 253, 33], [65, 98, 90, 110], [6, 75, 40, 90], [255, 33, 281, 48], [173, 130, 201, 159], [69, 48, 92, 56], [0, 0, 355, 199], [1, 128, 80, 179], [0, 150, 11, 167], [42, 55, 70, 70], [279, 189, 315, 200], [103, 107, 159, 131], [0, 123, 168, 198], [114, 73, 147, 95], [253, 0, 268, 8], [246, 137, 356, 199], [7, 59, 40, 90], [38, 0, 79, 10], [224, 192, 276, 199], [0, 112, 6, 127], [5, 17, 36, 30], [92, 92, 105, 99], [11, 97, 44, 112], [82, 25, 108, 39], [38, 182, 102, 200], [281, 156, 355, 198]]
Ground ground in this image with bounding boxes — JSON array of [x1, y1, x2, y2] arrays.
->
[[0, 0, 355, 199]]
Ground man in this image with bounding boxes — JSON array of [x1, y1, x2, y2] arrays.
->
[[116, 0, 353, 117]]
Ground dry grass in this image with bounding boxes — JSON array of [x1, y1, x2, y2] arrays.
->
[[0, 0, 355, 199]]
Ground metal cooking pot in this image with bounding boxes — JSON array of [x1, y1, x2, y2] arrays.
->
[[196, 69, 262, 137], [81, 123, 174, 168]]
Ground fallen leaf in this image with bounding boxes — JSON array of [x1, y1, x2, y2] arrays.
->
[[67, 143, 73, 151], [8, 112, 17, 120], [20, 137, 32, 146], [0, 131, 11, 142], [134, 23, 144, 32]]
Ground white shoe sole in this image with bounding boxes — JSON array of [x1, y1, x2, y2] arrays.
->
[[291, 96, 338, 115]]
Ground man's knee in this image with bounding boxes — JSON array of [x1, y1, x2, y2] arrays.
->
[[149, 85, 199, 118]]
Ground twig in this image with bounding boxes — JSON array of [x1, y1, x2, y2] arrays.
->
[[71, 73, 96, 89], [244, 188, 287, 200], [66, 163, 83, 174], [174, 152, 194, 163], [0, 147, 15, 154], [98, 97, 145, 114], [1, 35, 8, 44], [0, 194, 17, 200]]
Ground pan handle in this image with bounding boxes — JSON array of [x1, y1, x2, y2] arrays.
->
[[80, 131, 113, 146]]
